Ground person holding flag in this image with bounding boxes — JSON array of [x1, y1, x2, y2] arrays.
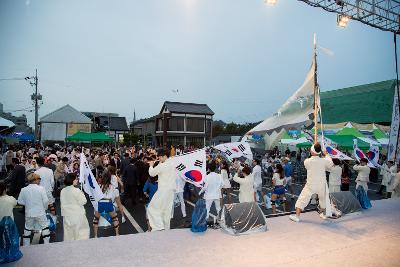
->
[[147, 149, 176, 232], [289, 143, 333, 223]]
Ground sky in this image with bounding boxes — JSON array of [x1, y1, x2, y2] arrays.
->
[[0, 0, 396, 127]]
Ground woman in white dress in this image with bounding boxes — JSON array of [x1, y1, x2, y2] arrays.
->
[[233, 165, 255, 203], [220, 161, 232, 205]]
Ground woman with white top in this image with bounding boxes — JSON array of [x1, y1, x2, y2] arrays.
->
[[108, 165, 124, 192], [233, 165, 255, 203], [60, 173, 90, 241], [329, 158, 342, 193], [220, 161, 232, 205], [0, 181, 17, 221], [93, 170, 124, 238], [271, 163, 286, 214]]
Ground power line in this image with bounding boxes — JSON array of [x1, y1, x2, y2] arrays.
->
[[0, 77, 26, 81]]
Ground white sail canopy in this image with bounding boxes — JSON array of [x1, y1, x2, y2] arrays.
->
[[248, 58, 315, 135]]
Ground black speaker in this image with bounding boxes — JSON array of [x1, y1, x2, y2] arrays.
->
[[330, 191, 362, 214], [221, 202, 267, 235]]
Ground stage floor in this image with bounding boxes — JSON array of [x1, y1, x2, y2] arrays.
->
[[7, 198, 400, 267]]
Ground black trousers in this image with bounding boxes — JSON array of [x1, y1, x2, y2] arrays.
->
[[124, 184, 137, 206]]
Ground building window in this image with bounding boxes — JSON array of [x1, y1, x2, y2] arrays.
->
[[186, 118, 204, 132], [186, 136, 204, 147], [168, 117, 184, 131]]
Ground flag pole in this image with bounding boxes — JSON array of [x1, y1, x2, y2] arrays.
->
[[313, 33, 318, 144]]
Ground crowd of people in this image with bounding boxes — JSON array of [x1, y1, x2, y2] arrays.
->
[[0, 142, 400, 245]]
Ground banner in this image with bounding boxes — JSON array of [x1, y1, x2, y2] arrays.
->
[[353, 140, 375, 168], [214, 141, 253, 161], [79, 153, 104, 210], [172, 149, 206, 188], [247, 58, 315, 135], [388, 84, 400, 161]]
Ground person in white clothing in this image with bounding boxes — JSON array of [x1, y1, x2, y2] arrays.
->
[[233, 165, 255, 203], [17, 172, 50, 246], [60, 173, 90, 241], [391, 165, 400, 198], [385, 161, 397, 198], [252, 159, 265, 204], [271, 164, 286, 214], [172, 176, 186, 218], [328, 158, 342, 193], [289, 143, 333, 222], [199, 161, 224, 221], [353, 158, 370, 192], [93, 170, 124, 237], [147, 149, 176, 231], [0, 181, 17, 221], [220, 161, 232, 205], [34, 157, 56, 216]]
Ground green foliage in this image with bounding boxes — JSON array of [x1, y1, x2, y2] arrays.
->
[[212, 121, 260, 136], [123, 132, 141, 145]]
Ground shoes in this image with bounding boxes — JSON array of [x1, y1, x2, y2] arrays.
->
[[319, 213, 327, 220], [289, 215, 300, 222]]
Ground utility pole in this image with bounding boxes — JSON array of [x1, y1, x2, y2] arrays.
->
[[26, 69, 41, 143]]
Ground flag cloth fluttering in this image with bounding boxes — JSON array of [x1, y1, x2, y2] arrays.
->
[[214, 141, 253, 161], [172, 149, 207, 188], [353, 140, 375, 168], [79, 153, 104, 211]]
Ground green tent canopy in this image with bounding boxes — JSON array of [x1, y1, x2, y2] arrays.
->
[[372, 127, 388, 140], [335, 127, 365, 138], [65, 131, 113, 142], [296, 141, 312, 148], [325, 135, 369, 150], [281, 131, 292, 140]]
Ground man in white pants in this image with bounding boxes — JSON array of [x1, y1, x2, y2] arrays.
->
[[199, 161, 224, 222], [18, 172, 50, 246], [289, 143, 333, 222], [147, 149, 176, 231], [172, 176, 186, 218]]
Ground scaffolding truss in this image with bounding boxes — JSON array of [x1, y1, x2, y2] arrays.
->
[[299, 0, 400, 33]]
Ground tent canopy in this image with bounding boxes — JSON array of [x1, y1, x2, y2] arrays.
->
[[0, 117, 15, 127], [65, 131, 113, 142], [296, 141, 312, 148], [373, 127, 388, 140], [335, 126, 365, 138], [325, 135, 370, 150]]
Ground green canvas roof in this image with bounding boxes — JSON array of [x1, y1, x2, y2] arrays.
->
[[325, 135, 370, 150], [320, 80, 395, 125], [65, 131, 113, 142], [373, 127, 388, 139], [296, 141, 312, 148], [281, 131, 292, 140], [335, 127, 365, 138]]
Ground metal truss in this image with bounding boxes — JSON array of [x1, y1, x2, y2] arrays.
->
[[298, 0, 400, 33]]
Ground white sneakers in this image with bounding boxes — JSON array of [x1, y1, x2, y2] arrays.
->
[[319, 213, 327, 220], [289, 215, 300, 222]]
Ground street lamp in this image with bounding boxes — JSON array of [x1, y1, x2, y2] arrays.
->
[[337, 14, 350, 28], [264, 0, 277, 6]]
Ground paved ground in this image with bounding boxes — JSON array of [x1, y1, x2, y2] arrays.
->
[[11, 174, 386, 242]]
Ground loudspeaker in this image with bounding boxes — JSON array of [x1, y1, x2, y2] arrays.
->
[[221, 202, 267, 235], [330, 191, 362, 214]]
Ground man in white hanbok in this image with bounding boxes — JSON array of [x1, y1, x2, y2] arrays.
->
[[60, 173, 90, 241], [290, 143, 333, 222], [147, 149, 176, 231]]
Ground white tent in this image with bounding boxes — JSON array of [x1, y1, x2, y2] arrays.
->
[[0, 117, 15, 128]]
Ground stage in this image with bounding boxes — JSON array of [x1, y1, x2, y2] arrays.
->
[[6, 198, 400, 267]]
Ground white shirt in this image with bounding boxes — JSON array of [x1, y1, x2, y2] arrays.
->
[[329, 165, 342, 186], [60, 185, 87, 217], [353, 165, 370, 183], [272, 173, 285, 186], [233, 173, 255, 203], [0, 195, 17, 221], [149, 159, 176, 192], [200, 172, 223, 200], [253, 165, 262, 188], [221, 169, 231, 189], [35, 166, 55, 193], [111, 175, 119, 189], [304, 156, 333, 186], [17, 184, 48, 217]]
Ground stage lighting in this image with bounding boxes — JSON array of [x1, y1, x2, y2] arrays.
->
[[264, 0, 277, 6], [337, 14, 350, 28]]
